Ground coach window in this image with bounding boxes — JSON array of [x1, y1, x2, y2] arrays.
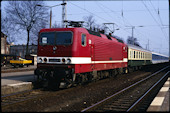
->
[[141, 53, 143, 59], [146, 53, 147, 59], [131, 51, 133, 58], [143, 53, 144, 59], [81, 34, 86, 47], [142, 52, 143, 59], [129, 51, 131, 58], [147, 53, 149, 59]]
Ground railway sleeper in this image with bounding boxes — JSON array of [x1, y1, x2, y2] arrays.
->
[[103, 107, 127, 111], [105, 105, 128, 109]]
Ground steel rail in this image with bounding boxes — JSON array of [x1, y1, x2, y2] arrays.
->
[[127, 70, 170, 112], [81, 66, 169, 112], [1, 88, 43, 108], [1, 89, 36, 98]]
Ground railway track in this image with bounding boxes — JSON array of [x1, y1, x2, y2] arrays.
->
[[1, 65, 36, 73], [1, 88, 46, 108], [2, 64, 169, 112], [81, 66, 169, 112]]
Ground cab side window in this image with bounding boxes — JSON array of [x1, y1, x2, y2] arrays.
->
[[81, 34, 86, 46]]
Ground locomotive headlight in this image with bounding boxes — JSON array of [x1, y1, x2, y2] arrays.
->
[[62, 58, 66, 63], [67, 58, 71, 64], [39, 58, 43, 63], [44, 58, 47, 63]]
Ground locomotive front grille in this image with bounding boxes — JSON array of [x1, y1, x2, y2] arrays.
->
[[49, 59, 61, 62]]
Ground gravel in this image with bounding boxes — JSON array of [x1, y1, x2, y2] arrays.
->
[[2, 63, 167, 112]]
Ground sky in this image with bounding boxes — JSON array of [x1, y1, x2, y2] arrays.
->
[[1, 0, 169, 56]]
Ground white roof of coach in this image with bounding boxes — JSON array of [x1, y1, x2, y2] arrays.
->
[[127, 44, 151, 53], [151, 52, 169, 58]]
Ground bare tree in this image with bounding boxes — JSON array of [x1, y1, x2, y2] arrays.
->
[[95, 24, 105, 32], [52, 22, 62, 28], [30, 20, 48, 45], [1, 15, 16, 44], [127, 36, 141, 47], [83, 15, 95, 30], [5, 1, 49, 55]]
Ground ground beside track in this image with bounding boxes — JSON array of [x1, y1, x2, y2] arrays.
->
[[2, 63, 169, 112]]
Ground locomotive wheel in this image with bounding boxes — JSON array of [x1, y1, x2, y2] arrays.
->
[[97, 71, 102, 80], [65, 78, 74, 88], [76, 73, 90, 85], [124, 67, 128, 74], [75, 75, 82, 85]]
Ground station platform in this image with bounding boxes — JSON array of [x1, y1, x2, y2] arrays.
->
[[1, 65, 36, 73], [147, 76, 170, 112], [1, 66, 36, 96]]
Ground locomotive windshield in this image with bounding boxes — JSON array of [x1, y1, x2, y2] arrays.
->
[[39, 32, 72, 45]]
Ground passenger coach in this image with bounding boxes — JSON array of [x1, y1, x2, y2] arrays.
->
[[128, 44, 152, 68], [151, 52, 169, 64]]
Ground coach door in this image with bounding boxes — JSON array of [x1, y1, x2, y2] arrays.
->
[[89, 36, 95, 70], [89, 38, 95, 60]]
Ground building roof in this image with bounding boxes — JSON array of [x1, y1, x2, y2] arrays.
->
[[1, 32, 7, 38]]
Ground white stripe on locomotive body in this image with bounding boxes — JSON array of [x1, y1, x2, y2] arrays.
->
[[91, 58, 127, 63], [37, 56, 128, 64]]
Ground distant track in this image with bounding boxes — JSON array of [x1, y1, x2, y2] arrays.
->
[[81, 66, 169, 112], [1, 67, 36, 73]]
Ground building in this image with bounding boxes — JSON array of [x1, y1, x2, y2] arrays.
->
[[1, 32, 38, 66], [1, 32, 15, 66], [10, 44, 37, 58], [1, 32, 10, 54], [10, 44, 38, 65]]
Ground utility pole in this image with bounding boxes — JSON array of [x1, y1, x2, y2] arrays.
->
[[126, 25, 143, 45], [50, 8, 52, 28], [62, 0, 67, 28], [126, 26, 135, 45], [148, 39, 149, 50], [36, 3, 66, 28], [132, 26, 135, 45]]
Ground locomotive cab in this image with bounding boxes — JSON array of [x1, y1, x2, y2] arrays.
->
[[34, 28, 91, 89]]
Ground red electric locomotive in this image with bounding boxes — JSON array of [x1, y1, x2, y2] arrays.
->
[[34, 27, 128, 89]]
